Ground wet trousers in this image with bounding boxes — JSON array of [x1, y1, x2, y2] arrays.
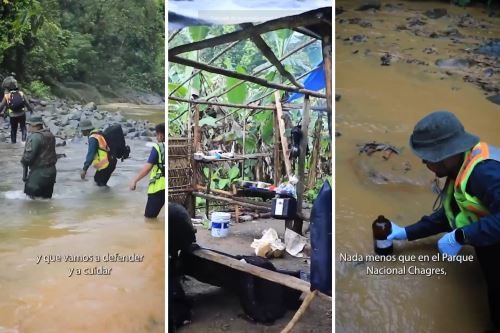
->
[[10, 114, 26, 143], [94, 156, 117, 186], [476, 244, 500, 330], [145, 190, 165, 218]]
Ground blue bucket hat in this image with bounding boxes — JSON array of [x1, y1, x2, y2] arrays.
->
[[410, 111, 479, 163]]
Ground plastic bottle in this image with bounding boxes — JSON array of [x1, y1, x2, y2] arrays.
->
[[372, 215, 393, 255]]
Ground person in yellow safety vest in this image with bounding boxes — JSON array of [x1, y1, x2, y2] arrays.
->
[[387, 111, 500, 331], [129, 123, 165, 218], [79, 119, 117, 186]]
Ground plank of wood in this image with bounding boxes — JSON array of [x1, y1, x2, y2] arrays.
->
[[168, 9, 325, 55], [193, 192, 271, 211], [193, 248, 311, 293], [169, 56, 327, 99], [274, 91, 293, 179], [280, 290, 318, 333]]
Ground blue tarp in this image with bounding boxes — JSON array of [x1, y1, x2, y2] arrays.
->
[[286, 61, 326, 102]]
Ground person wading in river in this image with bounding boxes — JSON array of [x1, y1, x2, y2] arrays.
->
[[388, 111, 500, 331], [0, 77, 34, 143], [79, 119, 117, 186], [129, 123, 165, 218], [21, 116, 57, 199]]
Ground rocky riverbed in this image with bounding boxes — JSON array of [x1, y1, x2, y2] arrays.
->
[[0, 99, 161, 144]]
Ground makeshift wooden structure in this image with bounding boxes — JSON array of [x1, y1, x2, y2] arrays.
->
[[193, 248, 331, 333], [169, 6, 332, 330]]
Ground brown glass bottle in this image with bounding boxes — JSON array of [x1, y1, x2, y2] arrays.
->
[[372, 215, 393, 255]]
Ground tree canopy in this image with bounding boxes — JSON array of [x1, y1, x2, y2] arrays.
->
[[0, 0, 164, 97]]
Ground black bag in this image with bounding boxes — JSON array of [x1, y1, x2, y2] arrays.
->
[[102, 124, 130, 161], [7, 90, 25, 112]]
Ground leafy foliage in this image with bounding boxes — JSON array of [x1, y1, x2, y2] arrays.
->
[[0, 0, 164, 95]]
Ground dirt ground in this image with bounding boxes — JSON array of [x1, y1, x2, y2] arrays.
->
[[177, 216, 332, 333]]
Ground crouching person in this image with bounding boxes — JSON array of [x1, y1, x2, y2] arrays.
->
[[21, 116, 57, 199], [129, 123, 165, 218]]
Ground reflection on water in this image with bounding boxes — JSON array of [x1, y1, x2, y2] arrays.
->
[[336, 1, 499, 332], [0, 133, 164, 331]]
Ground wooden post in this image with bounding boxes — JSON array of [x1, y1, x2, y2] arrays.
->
[[296, 95, 311, 212], [274, 91, 292, 180], [205, 164, 212, 218], [307, 114, 323, 189], [273, 108, 281, 184], [187, 101, 196, 217], [232, 184, 240, 223], [322, 35, 332, 138]]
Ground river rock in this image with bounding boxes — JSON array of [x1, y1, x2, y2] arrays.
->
[[474, 39, 500, 57], [83, 102, 96, 112], [356, 0, 380, 11], [435, 58, 470, 68], [487, 94, 500, 106], [424, 8, 447, 19]]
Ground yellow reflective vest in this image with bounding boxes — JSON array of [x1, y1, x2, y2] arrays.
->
[[148, 142, 165, 194], [444, 142, 500, 229], [90, 130, 110, 170]]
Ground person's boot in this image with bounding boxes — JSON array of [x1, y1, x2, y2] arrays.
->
[[10, 130, 16, 144], [21, 128, 27, 142]]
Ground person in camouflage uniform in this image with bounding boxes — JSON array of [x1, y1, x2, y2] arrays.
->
[[21, 116, 57, 199]]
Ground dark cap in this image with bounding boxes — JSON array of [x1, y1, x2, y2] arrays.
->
[[410, 111, 479, 162]]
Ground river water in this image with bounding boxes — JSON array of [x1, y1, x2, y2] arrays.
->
[[0, 107, 164, 332], [336, 1, 499, 332]]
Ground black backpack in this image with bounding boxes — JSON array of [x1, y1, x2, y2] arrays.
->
[[102, 124, 130, 161], [7, 90, 25, 112]]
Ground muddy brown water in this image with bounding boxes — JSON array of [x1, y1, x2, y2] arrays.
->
[[0, 106, 165, 332], [336, 1, 499, 332]]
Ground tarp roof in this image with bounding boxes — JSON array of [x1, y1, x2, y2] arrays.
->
[[168, 0, 331, 30]]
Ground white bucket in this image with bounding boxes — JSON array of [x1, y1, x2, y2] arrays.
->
[[210, 212, 231, 237]]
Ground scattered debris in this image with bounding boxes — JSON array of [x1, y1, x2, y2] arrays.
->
[[343, 35, 368, 43], [474, 39, 500, 57], [335, 94, 341, 101], [424, 8, 447, 19], [284, 228, 308, 257], [347, 18, 373, 28], [423, 47, 438, 54], [335, 131, 342, 137], [251, 228, 285, 258], [357, 141, 401, 159], [336, 6, 345, 15], [380, 53, 392, 66], [356, 0, 381, 11]]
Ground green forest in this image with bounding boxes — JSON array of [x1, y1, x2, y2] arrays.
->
[[0, 0, 164, 100]]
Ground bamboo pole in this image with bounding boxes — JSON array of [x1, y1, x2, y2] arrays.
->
[[169, 41, 240, 97], [274, 91, 293, 180], [296, 96, 311, 216], [322, 35, 332, 138], [307, 114, 323, 189], [193, 192, 270, 211], [280, 290, 318, 333], [168, 9, 325, 56], [169, 55, 327, 99], [208, 39, 316, 101], [273, 109, 282, 184], [194, 186, 272, 208], [241, 23, 304, 89], [192, 249, 311, 293], [169, 96, 276, 110]]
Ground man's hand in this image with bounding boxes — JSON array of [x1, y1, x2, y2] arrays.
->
[[80, 169, 87, 180], [129, 181, 137, 191], [438, 230, 462, 256], [387, 221, 408, 240]]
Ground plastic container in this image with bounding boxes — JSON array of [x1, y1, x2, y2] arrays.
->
[[210, 212, 231, 237]]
